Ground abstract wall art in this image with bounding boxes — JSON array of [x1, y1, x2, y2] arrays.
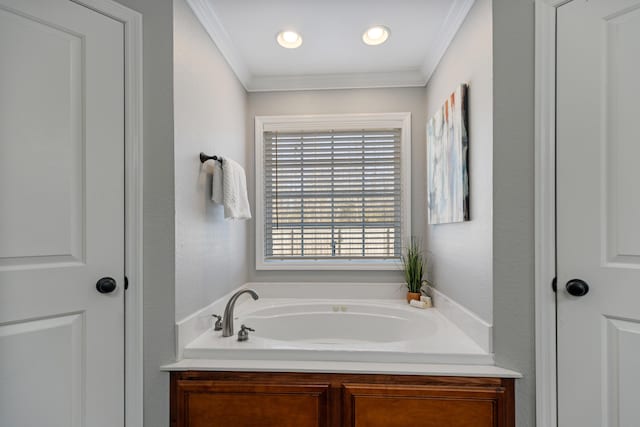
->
[[427, 83, 469, 224]]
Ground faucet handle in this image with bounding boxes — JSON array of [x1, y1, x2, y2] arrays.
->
[[237, 324, 254, 342], [211, 314, 223, 331]]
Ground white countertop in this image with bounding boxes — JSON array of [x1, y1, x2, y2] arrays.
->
[[161, 358, 521, 378]]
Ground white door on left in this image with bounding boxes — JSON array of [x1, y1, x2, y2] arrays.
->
[[0, 0, 125, 426]]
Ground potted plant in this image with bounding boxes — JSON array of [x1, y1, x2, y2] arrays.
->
[[401, 238, 426, 303]]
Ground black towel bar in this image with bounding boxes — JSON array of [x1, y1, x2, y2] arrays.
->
[[199, 152, 223, 164]]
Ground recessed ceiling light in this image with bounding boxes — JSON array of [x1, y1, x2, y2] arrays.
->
[[362, 25, 390, 46], [276, 30, 303, 49]]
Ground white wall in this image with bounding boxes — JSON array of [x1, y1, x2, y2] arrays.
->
[[492, 0, 535, 425], [173, 0, 249, 321], [247, 87, 425, 283], [423, 0, 493, 323], [113, 0, 175, 425]]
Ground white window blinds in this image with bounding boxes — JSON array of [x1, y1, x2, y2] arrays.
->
[[263, 128, 403, 260]]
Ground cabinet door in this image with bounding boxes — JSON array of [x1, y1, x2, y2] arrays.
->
[[342, 383, 511, 427], [173, 380, 330, 427]]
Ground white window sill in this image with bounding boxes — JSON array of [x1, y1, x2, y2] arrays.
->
[[256, 259, 402, 271]]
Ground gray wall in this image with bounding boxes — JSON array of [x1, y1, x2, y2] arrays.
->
[[247, 88, 426, 283], [173, 0, 249, 321], [112, 0, 175, 425], [423, 0, 536, 423], [492, 0, 535, 425], [423, 0, 493, 323], [109, 0, 536, 424]]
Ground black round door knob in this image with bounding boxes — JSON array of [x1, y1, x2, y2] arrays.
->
[[566, 279, 589, 297], [96, 277, 117, 294]]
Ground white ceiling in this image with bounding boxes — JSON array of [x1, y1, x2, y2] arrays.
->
[[187, 0, 475, 92]]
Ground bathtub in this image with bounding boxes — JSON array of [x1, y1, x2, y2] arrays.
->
[[182, 298, 493, 366]]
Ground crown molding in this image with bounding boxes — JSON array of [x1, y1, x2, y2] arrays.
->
[[187, 0, 475, 92], [247, 70, 426, 92], [186, 0, 251, 87], [421, 0, 476, 83]]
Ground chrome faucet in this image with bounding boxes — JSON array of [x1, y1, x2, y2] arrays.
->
[[222, 289, 259, 337]]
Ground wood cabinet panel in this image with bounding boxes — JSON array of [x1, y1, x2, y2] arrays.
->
[[343, 384, 508, 427], [173, 379, 329, 427], [170, 371, 514, 427]]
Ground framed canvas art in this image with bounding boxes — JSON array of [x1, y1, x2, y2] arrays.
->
[[427, 83, 469, 224]]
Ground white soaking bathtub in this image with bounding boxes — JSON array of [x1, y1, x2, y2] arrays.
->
[[181, 298, 494, 366], [243, 302, 433, 344]]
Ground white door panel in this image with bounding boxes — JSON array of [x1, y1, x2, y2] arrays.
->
[[557, 0, 640, 425], [0, 0, 125, 425], [604, 317, 640, 426], [603, 6, 640, 265], [0, 314, 84, 427], [0, 7, 83, 263]]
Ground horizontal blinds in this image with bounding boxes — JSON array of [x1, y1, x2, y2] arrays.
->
[[264, 129, 402, 260]]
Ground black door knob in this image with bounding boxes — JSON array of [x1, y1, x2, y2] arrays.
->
[[566, 279, 589, 297], [96, 277, 117, 294]]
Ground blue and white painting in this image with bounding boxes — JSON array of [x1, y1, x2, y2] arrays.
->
[[427, 84, 469, 224]]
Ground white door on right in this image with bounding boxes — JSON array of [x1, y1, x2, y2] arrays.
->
[[557, 0, 640, 426]]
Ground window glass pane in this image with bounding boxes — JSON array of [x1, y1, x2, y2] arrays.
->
[[264, 129, 402, 260]]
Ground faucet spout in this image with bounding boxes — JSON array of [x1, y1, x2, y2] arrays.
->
[[222, 289, 259, 337]]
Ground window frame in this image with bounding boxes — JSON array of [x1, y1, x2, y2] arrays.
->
[[255, 113, 412, 271]]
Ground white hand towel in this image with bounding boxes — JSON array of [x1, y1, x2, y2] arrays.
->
[[222, 158, 252, 220], [203, 159, 223, 203]]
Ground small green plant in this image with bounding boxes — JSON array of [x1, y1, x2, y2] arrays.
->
[[401, 238, 426, 293]]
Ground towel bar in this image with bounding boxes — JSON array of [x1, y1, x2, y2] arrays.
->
[[200, 152, 223, 164]]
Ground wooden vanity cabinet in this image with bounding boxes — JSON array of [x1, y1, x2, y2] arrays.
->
[[171, 371, 514, 427], [171, 378, 329, 427], [342, 382, 512, 427]]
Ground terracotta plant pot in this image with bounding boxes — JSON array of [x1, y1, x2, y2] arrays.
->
[[407, 292, 421, 303]]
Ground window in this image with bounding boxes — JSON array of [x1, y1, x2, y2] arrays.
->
[[255, 113, 411, 270]]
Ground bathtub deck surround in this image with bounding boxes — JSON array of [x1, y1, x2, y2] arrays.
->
[[172, 282, 501, 374], [163, 358, 519, 378], [181, 298, 491, 365], [425, 285, 492, 352]]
